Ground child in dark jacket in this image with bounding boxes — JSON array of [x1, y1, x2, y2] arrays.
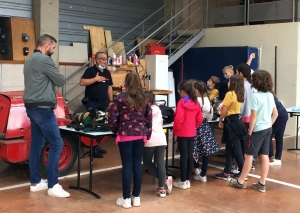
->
[[269, 94, 288, 165], [108, 73, 152, 209], [173, 80, 203, 190]]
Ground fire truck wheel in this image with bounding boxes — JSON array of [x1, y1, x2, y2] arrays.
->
[[40, 133, 77, 177]]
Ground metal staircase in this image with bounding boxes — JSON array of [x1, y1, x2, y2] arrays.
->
[[63, 0, 206, 113]]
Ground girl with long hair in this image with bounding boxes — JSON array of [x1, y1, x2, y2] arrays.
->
[[193, 80, 220, 182], [143, 91, 173, 198], [108, 73, 152, 209], [173, 80, 203, 189], [215, 75, 247, 181]]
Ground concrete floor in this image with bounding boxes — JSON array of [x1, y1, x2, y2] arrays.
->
[[1, 129, 300, 213]]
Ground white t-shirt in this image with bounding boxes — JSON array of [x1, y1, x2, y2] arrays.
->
[[197, 97, 212, 119], [241, 81, 256, 118], [249, 91, 276, 132]]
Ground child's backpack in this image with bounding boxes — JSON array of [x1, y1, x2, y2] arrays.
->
[[156, 100, 174, 124]]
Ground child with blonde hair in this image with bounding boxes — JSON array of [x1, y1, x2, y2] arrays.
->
[[219, 65, 234, 100]]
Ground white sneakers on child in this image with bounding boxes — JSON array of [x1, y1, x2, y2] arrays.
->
[[231, 164, 239, 174], [116, 196, 141, 209], [193, 169, 207, 182], [116, 197, 132, 209], [173, 180, 188, 189], [194, 168, 201, 175], [131, 195, 141, 207], [194, 175, 207, 182], [30, 179, 48, 192], [270, 159, 282, 165], [47, 183, 70, 198], [186, 180, 191, 188]]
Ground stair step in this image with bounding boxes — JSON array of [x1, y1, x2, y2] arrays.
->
[[177, 29, 201, 36], [160, 36, 189, 45]]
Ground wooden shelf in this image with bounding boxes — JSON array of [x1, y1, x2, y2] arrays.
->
[[0, 60, 25, 64]]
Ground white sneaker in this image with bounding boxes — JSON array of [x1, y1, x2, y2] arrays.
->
[[194, 175, 207, 182], [269, 159, 282, 165], [30, 179, 48, 192], [173, 180, 187, 189], [165, 176, 173, 194], [47, 183, 70, 198], [231, 164, 239, 174], [194, 168, 200, 175], [131, 195, 141, 207], [186, 180, 191, 188], [116, 197, 132, 209]]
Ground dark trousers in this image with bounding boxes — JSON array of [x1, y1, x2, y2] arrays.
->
[[224, 140, 244, 174], [118, 139, 144, 199], [269, 111, 288, 159], [222, 115, 246, 174], [143, 146, 166, 187], [86, 100, 106, 111], [177, 137, 194, 182], [194, 156, 209, 176]]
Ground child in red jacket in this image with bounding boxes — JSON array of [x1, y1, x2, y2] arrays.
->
[[173, 80, 203, 190]]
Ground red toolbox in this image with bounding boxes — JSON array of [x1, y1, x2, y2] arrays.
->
[[145, 43, 165, 55]]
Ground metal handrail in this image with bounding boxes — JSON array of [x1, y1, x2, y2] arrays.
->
[[157, 6, 202, 45], [114, 12, 171, 56], [67, 90, 84, 105], [64, 83, 80, 97], [126, 0, 197, 55], [169, 17, 203, 56], [65, 61, 89, 81], [104, 0, 174, 53]]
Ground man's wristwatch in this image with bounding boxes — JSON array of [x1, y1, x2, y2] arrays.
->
[[109, 101, 113, 103]]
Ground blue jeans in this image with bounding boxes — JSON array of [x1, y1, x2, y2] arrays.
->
[[118, 139, 144, 199], [26, 107, 63, 188]]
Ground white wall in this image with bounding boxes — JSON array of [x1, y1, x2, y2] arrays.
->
[[0, 64, 25, 91], [195, 22, 300, 135]]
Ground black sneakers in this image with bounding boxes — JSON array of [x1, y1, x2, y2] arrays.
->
[[91, 146, 107, 158]]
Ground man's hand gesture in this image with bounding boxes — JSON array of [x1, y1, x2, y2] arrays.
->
[[95, 73, 105, 82]]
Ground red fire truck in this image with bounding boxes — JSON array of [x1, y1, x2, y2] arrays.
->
[[0, 91, 106, 176]]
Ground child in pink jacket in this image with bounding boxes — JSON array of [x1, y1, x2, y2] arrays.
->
[[173, 80, 203, 190], [143, 91, 173, 198]]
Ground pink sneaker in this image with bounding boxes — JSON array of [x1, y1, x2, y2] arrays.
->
[[165, 176, 173, 194]]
